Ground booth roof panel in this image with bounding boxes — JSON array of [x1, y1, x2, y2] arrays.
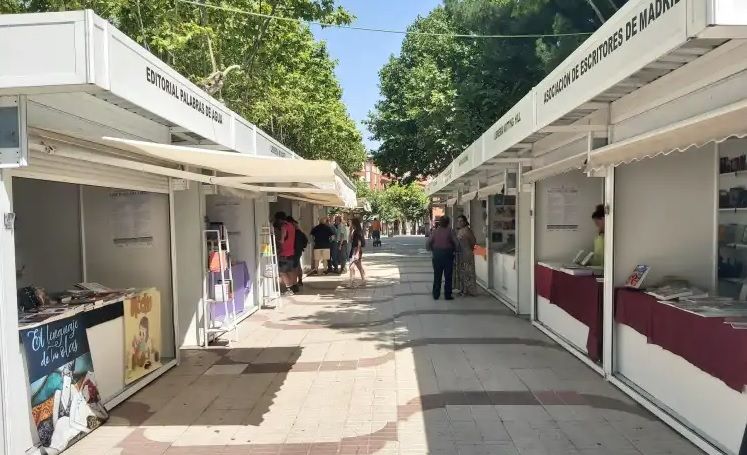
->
[[587, 97, 747, 170], [0, 10, 305, 161]]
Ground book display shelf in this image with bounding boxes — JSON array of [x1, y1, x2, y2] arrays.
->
[[491, 194, 516, 255], [718, 143, 747, 299]]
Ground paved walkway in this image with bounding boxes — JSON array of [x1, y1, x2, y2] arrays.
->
[[68, 236, 702, 455]]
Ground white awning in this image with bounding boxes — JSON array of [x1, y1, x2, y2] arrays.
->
[[522, 152, 587, 184], [446, 197, 458, 207], [459, 191, 478, 204], [587, 99, 747, 171], [477, 179, 505, 199], [98, 137, 357, 207]]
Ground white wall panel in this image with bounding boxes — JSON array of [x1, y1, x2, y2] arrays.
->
[[82, 186, 176, 358], [535, 170, 604, 262], [613, 146, 716, 288], [173, 184, 203, 347], [12, 178, 82, 291]]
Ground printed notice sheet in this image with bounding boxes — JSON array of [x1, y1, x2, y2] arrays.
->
[[546, 185, 579, 231], [111, 191, 154, 247]]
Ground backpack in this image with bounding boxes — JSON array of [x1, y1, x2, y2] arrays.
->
[[295, 229, 308, 254]]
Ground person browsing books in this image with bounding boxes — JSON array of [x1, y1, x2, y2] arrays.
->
[[591, 204, 605, 266]]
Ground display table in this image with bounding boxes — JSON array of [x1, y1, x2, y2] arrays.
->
[[615, 288, 747, 392], [535, 263, 603, 362]]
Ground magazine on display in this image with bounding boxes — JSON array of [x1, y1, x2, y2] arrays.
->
[[625, 265, 650, 289]]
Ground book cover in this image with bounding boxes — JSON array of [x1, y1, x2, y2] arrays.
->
[[579, 251, 595, 266], [572, 250, 587, 265], [625, 265, 650, 289]]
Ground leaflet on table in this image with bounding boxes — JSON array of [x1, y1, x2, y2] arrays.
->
[[659, 298, 747, 318], [646, 285, 708, 301], [537, 262, 603, 276]]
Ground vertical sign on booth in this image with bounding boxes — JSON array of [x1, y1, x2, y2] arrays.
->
[[124, 289, 162, 384], [20, 315, 108, 452]]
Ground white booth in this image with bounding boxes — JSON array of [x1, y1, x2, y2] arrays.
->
[[0, 10, 356, 455], [428, 0, 747, 452]]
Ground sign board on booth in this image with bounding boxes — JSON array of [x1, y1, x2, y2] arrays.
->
[[484, 92, 534, 163], [20, 314, 108, 452], [124, 289, 162, 384], [535, 0, 688, 130]]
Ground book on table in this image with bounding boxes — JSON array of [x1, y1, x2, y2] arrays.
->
[[625, 265, 650, 289], [646, 286, 701, 301]]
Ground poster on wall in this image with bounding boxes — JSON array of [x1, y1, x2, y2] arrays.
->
[[110, 190, 154, 248], [124, 289, 162, 384], [546, 185, 579, 231], [20, 315, 108, 453], [211, 198, 241, 237]]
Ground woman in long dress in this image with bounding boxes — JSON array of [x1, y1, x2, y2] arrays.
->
[[454, 215, 478, 296]]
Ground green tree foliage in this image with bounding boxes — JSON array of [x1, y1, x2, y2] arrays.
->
[[383, 183, 429, 222], [368, 0, 624, 181], [0, 0, 366, 175], [353, 180, 427, 223]]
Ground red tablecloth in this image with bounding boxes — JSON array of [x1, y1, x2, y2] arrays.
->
[[535, 264, 603, 362], [535, 264, 553, 300], [615, 288, 747, 392]]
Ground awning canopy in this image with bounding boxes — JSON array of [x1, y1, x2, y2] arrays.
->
[[26, 130, 356, 207], [99, 137, 357, 207], [459, 190, 478, 204], [477, 178, 506, 199], [587, 99, 747, 171], [523, 152, 587, 184]]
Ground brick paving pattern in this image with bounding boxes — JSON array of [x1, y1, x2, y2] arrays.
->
[[66, 236, 704, 455]]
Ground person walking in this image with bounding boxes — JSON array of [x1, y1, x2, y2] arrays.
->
[[427, 216, 457, 300], [331, 215, 343, 273], [372, 218, 382, 246], [336, 215, 350, 273], [287, 216, 308, 288], [273, 212, 298, 295], [348, 217, 366, 287], [310, 216, 335, 274], [454, 215, 478, 296]]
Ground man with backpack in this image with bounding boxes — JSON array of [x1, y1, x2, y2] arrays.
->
[[287, 216, 308, 288]]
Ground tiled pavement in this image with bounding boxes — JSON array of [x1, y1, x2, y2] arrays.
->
[[67, 236, 703, 455]]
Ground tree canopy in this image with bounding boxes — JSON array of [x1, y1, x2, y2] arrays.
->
[[368, 0, 625, 182], [0, 0, 366, 175], [355, 181, 428, 223]]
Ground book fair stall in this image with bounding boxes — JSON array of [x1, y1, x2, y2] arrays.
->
[[524, 164, 606, 367], [0, 11, 356, 455], [584, 59, 747, 454], [426, 93, 535, 314], [428, 0, 747, 452]]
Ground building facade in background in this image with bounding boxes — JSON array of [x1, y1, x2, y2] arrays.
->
[[356, 157, 391, 191]]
